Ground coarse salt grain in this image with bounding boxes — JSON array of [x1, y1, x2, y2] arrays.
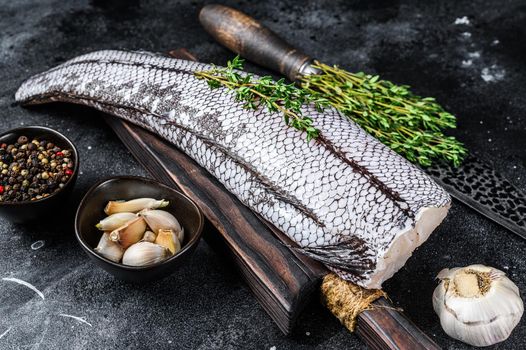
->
[[31, 240, 45, 250], [462, 60, 472, 67], [481, 66, 506, 82], [454, 16, 470, 25]]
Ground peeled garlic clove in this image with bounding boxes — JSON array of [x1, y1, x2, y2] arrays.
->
[[109, 217, 147, 249], [94, 232, 124, 263], [141, 230, 157, 243], [122, 242, 169, 266], [104, 198, 169, 215], [433, 264, 524, 347], [95, 212, 137, 231], [155, 229, 181, 255], [140, 210, 184, 243]]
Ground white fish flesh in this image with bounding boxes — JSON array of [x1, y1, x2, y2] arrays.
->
[[15, 50, 451, 288]]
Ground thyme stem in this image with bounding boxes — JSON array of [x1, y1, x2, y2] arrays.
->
[[300, 61, 467, 166], [195, 57, 324, 141], [195, 57, 467, 167]]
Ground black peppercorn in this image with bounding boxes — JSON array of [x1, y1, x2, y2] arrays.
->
[[17, 136, 28, 145], [0, 135, 74, 203], [2, 154, 12, 163]]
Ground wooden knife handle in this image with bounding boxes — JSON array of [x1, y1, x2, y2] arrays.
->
[[199, 4, 312, 81], [359, 298, 441, 350]]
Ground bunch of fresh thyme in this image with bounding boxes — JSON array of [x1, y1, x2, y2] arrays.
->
[[195, 57, 467, 167], [300, 62, 466, 166], [194, 57, 326, 141]]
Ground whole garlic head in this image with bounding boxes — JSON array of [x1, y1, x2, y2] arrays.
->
[[433, 264, 523, 347]]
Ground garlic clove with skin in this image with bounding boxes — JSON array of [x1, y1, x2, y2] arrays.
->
[[104, 198, 169, 215], [141, 230, 157, 243], [122, 242, 169, 266], [95, 212, 137, 231], [433, 264, 524, 347], [155, 229, 181, 255], [94, 232, 124, 263], [139, 209, 184, 243], [109, 217, 147, 249]]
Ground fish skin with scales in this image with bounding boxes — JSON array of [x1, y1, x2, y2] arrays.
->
[[15, 50, 451, 288]]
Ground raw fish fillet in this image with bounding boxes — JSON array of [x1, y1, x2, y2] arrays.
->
[[16, 50, 451, 288]]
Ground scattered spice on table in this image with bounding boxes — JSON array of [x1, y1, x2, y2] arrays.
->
[[0, 136, 74, 202]]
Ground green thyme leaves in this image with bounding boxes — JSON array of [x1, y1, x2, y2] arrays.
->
[[301, 62, 467, 167], [196, 57, 467, 167], [195, 57, 325, 141]]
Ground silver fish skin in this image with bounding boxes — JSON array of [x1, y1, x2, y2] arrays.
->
[[15, 50, 451, 288]]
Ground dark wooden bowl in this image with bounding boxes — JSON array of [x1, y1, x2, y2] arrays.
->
[[74, 176, 204, 283], [0, 126, 79, 223]]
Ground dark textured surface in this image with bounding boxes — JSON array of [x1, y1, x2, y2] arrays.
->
[[0, 0, 524, 349]]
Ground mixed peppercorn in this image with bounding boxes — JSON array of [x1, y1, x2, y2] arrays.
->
[[0, 136, 74, 202]]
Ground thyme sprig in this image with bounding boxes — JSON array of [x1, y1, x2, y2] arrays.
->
[[194, 57, 326, 141], [196, 57, 467, 167], [300, 62, 467, 167]]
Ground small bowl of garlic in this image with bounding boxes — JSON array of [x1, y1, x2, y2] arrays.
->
[[75, 176, 204, 283]]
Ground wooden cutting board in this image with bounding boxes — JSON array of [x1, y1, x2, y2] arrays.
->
[[104, 49, 440, 349]]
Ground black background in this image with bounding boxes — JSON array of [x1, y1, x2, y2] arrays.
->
[[0, 0, 524, 349]]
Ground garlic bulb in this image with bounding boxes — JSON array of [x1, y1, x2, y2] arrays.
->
[[104, 198, 169, 215], [96, 212, 137, 231], [109, 217, 147, 249], [433, 264, 524, 347], [122, 242, 169, 266], [94, 232, 124, 263], [140, 209, 184, 243]]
